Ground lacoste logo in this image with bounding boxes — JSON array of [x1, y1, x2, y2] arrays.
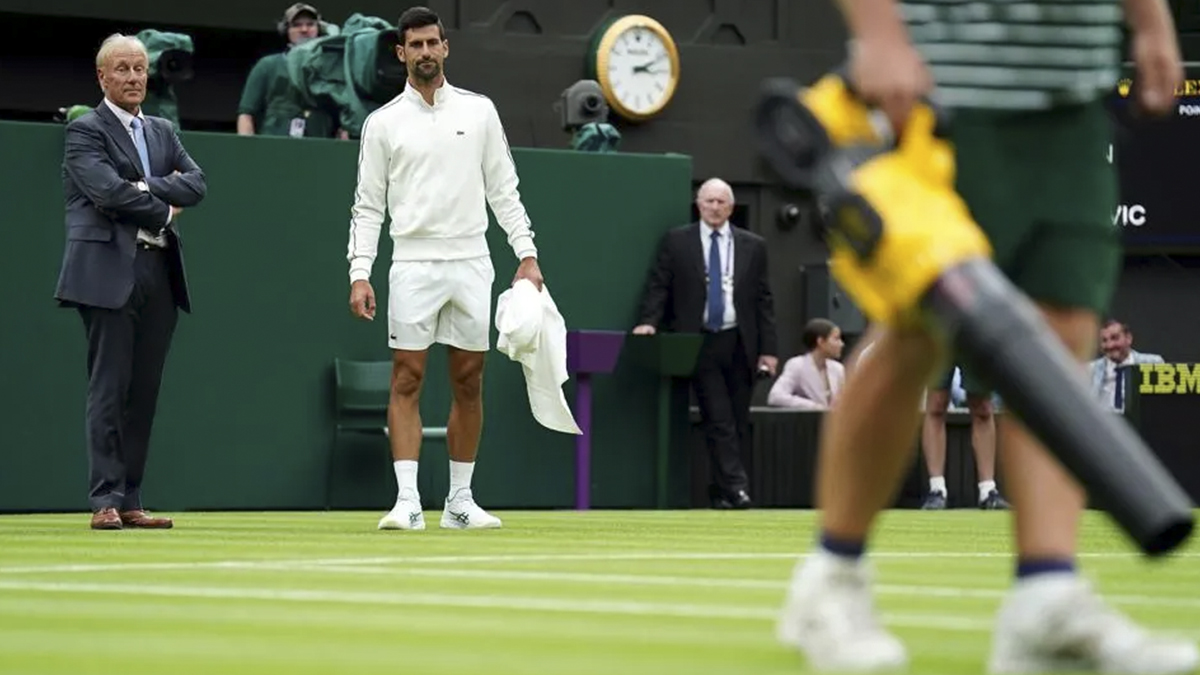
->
[[449, 510, 470, 525], [456, 130, 465, 135]]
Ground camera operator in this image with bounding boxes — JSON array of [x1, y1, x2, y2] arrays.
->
[[236, 3, 341, 139]]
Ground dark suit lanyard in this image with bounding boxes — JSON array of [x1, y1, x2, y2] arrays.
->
[[704, 231, 735, 289]]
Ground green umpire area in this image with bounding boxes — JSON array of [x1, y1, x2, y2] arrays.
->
[[1, 510, 1198, 674]]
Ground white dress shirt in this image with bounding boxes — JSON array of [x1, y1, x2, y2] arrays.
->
[[700, 221, 736, 330], [101, 97, 169, 247]]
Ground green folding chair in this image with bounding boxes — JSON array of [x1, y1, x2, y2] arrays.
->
[[328, 358, 447, 508]]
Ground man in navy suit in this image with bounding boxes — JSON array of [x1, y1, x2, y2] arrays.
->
[[55, 33, 207, 530], [633, 178, 779, 509]]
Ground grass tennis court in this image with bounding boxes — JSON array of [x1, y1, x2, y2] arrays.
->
[[1, 509, 1197, 674]]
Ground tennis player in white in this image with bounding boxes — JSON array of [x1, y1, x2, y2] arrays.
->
[[346, 6, 544, 531]]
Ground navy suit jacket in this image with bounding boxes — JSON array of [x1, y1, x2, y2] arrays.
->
[[636, 223, 778, 370], [55, 100, 207, 313]]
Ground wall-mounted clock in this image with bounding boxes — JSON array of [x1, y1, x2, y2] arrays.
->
[[588, 14, 681, 122]]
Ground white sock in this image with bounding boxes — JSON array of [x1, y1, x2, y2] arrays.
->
[[978, 480, 997, 502], [448, 460, 475, 502], [393, 460, 419, 502], [929, 476, 947, 495]]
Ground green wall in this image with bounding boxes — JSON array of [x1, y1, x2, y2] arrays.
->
[[0, 120, 694, 513]]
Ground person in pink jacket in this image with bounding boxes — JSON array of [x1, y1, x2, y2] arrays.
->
[[768, 319, 845, 411]]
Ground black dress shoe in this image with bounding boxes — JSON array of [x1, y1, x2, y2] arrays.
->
[[730, 490, 752, 509], [711, 496, 734, 510]]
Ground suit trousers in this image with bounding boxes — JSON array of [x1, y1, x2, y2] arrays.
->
[[692, 328, 752, 497], [78, 245, 179, 511]]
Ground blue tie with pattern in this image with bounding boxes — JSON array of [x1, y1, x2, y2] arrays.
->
[[706, 231, 724, 331], [129, 117, 151, 177]]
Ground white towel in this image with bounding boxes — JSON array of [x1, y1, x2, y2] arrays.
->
[[494, 279, 582, 435]]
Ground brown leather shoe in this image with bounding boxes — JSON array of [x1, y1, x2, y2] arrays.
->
[[119, 510, 173, 529], [90, 507, 122, 530]]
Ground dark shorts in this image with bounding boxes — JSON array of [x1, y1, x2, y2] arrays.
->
[[933, 100, 1122, 396], [932, 363, 988, 397]]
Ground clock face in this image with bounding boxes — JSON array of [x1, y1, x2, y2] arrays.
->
[[602, 24, 677, 117]]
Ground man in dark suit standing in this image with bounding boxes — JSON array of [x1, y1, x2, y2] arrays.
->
[[55, 33, 207, 530], [633, 178, 778, 509]]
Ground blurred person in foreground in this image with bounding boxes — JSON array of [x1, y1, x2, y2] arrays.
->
[[774, 0, 1197, 672]]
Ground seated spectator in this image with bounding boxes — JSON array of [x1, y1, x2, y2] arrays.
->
[[768, 318, 845, 410], [1089, 318, 1164, 413]]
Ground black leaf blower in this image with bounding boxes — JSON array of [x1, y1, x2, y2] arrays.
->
[[753, 71, 1194, 556]]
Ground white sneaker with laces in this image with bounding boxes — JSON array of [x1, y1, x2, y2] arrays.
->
[[377, 495, 425, 531], [440, 489, 502, 530], [989, 573, 1199, 674], [776, 550, 908, 672]]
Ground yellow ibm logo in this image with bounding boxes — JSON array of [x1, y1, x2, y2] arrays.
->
[[1138, 364, 1200, 395]]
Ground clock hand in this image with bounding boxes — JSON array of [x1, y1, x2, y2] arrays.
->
[[632, 54, 667, 74]]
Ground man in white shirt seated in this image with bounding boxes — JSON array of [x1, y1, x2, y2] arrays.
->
[[768, 319, 845, 410], [1088, 318, 1164, 413]]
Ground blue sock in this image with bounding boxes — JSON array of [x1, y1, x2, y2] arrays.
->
[[820, 531, 865, 559], [1015, 558, 1075, 579]]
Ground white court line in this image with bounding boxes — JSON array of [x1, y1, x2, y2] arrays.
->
[[0, 549, 1191, 575], [270, 564, 1200, 610], [1, 579, 1193, 638], [0, 553, 800, 574], [0, 579, 994, 631]]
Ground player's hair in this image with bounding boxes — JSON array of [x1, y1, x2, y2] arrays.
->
[[96, 33, 147, 68], [802, 318, 839, 351], [397, 6, 445, 43]]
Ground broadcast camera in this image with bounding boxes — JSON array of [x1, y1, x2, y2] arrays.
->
[[556, 80, 620, 152], [137, 29, 195, 129], [286, 13, 408, 139]]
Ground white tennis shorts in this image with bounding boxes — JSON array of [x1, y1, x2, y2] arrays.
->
[[387, 256, 495, 352]]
